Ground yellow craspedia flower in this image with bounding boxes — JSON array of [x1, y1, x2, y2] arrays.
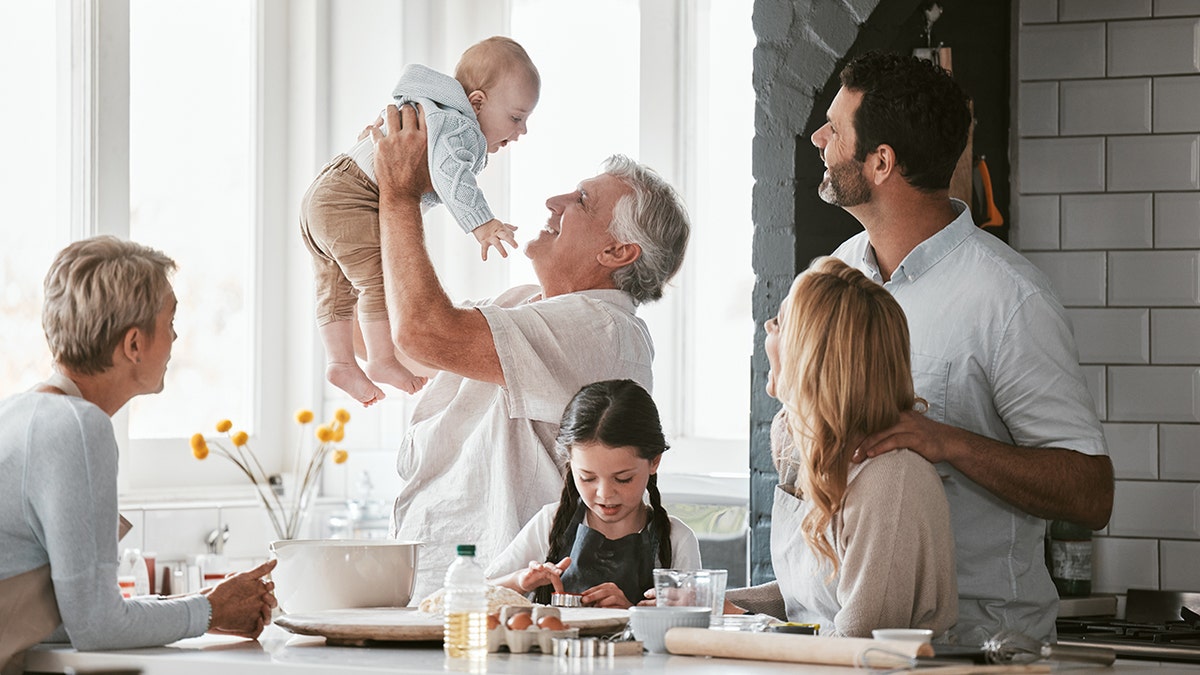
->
[[334, 408, 350, 423], [295, 409, 314, 424], [333, 427, 345, 442], [190, 433, 210, 459], [316, 425, 334, 442], [216, 419, 233, 433], [333, 449, 349, 464], [232, 431, 249, 447]]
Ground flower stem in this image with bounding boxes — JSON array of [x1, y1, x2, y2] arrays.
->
[[211, 446, 286, 540]]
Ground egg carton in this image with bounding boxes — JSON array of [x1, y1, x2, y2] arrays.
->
[[491, 605, 579, 653]]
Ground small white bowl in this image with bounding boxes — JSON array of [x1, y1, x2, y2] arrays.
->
[[872, 628, 934, 644], [628, 606, 712, 653]]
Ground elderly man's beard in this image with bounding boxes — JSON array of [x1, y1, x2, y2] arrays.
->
[[818, 157, 871, 207]]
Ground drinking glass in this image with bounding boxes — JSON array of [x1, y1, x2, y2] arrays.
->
[[653, 568, 728, 626]]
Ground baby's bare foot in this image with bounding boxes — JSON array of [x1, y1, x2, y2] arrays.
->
[[327, 362, 386, 406], [364, 359, 427, 395]]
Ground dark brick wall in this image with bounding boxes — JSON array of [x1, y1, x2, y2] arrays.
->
[[749, 0, 1010, 585]]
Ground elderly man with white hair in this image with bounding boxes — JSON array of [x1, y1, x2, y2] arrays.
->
[[368, 103, 691, 599]]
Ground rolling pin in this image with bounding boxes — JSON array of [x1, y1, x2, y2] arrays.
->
[[664, 628, 933, 668]]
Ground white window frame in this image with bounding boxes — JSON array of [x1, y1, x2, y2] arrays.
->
[[53, 0, 748, 501], [634, 0, 750, 481], [66, 0, 304, 498]]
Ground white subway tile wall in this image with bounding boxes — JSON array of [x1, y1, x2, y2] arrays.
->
[[1093, 537, 1159, 593], [1066, 308, 1149, 364], [1017, 0, 1200, 596], [1023, 251, 1107, 305], [141, 508, 221, 562], [1019, 23, 1106, 80], [1160, 540, 1200, 589], [1020, 0, 1058, 24], [1155, 193, 1200, 247], [1061, 193, 1153, 249], [1152, 75, 1200, 132], [1019, 82, 1059, 137], [1152, 309, 1200, 363], [1106, 135, 1200, 192], [1107, 366, 1199, 422], [1101, 423, 1158, 479], [1108, 18, 1200, 76], [1060, 79, 1151, 136], [1161, 424, 1200, 479], [1061, 0, 1153, 22], [1014, 195, 1061, 250], [1156, 0, 1200, 17], [1018, 137, 1106, 193], [1110, 481, 1200, 538], [1108, 250, 1200, 306]]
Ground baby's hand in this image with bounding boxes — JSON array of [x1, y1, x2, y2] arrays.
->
[[473, 219, 519, 261], [516, 556, 571, 593]]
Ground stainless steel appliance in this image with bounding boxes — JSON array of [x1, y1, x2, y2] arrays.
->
[[1056, 589, 1200, 663]]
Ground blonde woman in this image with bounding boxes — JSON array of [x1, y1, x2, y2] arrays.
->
[[0, 237, 276, 673], [726, 256, 957, 638]]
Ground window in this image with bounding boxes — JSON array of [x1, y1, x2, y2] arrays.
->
[[510, 0, 755, 475], [0, 2, 64, 398], [1, 1, 753, 498], [127, 0, 255, 438], [0, 1, 290, 495]]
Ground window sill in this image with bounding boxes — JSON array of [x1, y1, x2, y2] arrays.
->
[[118, 485, 344, 511]]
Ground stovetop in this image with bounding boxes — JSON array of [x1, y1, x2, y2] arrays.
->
[[1056, 589, 1200, 664]]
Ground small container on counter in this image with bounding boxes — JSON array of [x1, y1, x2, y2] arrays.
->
[[551, 592, 583, 608], [766, 622, 819, 635]]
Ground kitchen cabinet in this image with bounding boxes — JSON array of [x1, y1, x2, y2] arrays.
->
[[24, 626, 1200, 675]]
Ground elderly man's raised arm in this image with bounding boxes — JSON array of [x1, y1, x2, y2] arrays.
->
[[371, 103, 504, 386]]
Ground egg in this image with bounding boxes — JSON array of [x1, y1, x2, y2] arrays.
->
[[536, 616, 566, 631], [486, 614, 500, 630], [506, 613, 533, 630]]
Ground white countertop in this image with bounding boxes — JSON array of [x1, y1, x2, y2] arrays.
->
[[25, 626, 1200, 675]]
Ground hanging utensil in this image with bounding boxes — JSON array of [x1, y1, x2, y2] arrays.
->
[[982, 630, 1115, 666]]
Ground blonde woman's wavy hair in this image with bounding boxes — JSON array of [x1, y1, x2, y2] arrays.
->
[[774, 256, 917, 573]]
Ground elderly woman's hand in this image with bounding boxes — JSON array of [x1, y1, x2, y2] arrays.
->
[[372, 103, 434, 201], [205, 559, 278, 639]]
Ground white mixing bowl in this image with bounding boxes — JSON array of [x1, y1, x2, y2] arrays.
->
[[270, 539, 420, 613]]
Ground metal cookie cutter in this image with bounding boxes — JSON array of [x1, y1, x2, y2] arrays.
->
[[551, 592, 583, 607]]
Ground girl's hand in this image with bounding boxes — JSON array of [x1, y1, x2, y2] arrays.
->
[[581, 582, 633, 609], [637, 587, 657, 607], [516, 556, 571, 593]]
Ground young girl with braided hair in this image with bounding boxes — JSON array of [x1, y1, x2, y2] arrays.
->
[[485, 380, 701, 608]]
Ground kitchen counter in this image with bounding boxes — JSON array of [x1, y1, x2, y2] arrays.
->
[[25, 626, 1200, 675]]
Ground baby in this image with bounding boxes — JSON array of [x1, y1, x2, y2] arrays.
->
[[300, 36, 540, 405]]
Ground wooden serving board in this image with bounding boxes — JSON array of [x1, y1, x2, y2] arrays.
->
[[275, 607, 629, 645]]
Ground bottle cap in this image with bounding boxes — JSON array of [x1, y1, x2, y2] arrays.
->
[[456, 544, 476, 556]]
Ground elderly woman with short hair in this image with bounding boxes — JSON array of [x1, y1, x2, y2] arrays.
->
[[0, 236, 276, 674]]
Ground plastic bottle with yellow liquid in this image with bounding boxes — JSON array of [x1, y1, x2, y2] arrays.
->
[[443, 544, 488, 660]]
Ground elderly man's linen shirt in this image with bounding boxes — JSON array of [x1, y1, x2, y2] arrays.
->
[[392, 285, 654, 601]]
